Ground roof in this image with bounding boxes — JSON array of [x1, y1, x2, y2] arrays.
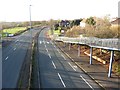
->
[[111, 18, 120, 25]]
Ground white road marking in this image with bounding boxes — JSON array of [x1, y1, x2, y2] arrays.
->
[[40, 41, 42, 44], [48, 53, 51, 58], [5, 57, 8, 60], [52, 61, 56, 69], [38, 72, 41, 88], [58, 73, 66, 87], [47, 42, 49, 44], [51, 41, 53, 45], [14, 48, 16, 50], [57, 49, 61, 53], [61, 54, 66, 60], [43, 40, 45, 44], [80, 75, 94, 90], [45, 45, 47, 48], [54, 45, 56, 48], [68, 62, 76, 71], [46, 48, 48, 52]]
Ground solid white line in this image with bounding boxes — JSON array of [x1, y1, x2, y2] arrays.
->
[[80, 75, 94, 90], [68, 62, 76, 71], [5, 57, 8, 60], [61, 54, 66, 60], [48, 53, 51, 58], [52, 61, 56, 69], [58, 73, 66, 87], [38, 72, 41, 88], [14, 48, 16, 50], [45, 45, 47, 48]]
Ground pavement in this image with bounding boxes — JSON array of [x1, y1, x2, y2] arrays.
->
[[55, 41, 120, 90]]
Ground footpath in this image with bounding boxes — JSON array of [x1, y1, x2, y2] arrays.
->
[[55, 41, 120, 90]]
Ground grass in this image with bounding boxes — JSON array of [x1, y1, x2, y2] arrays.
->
[[53, 30, 61, 35], [2, 27, 27, 37]]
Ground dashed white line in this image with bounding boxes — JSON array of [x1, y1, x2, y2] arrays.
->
[[54, 45, 56, 48], [40, 41, 42, 44], [45, 45, 47, 48], [80, 75, 94, 90], [68, 62, 76, 71], [14, 48, 16, 50], [51, 41, 53, 45], [52, 61, 56, 69], [46, 48, 48, 52], [5, 57, 8, 60], [58, 73, 66, 88], [48, 53, 51, 58], [61, 54, 66, 60]]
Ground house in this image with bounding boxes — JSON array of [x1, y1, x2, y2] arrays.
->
[[80, 18, 86, 27], [111, 18, 120, 27]]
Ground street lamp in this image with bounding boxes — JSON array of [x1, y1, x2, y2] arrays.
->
[[29, 4, 32, 43]]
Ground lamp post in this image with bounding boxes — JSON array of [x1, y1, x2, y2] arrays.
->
[[29, 4, 32, 43]]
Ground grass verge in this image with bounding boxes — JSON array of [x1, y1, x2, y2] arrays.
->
[[2, 27, 27, 37]]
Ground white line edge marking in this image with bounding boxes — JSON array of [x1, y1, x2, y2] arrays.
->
[[61, 54, 66, 60], [5, 57, 8, 60], [52, 61, 56, 69], [68, 62, 76, 71], [48, 53, 51, 58], [58, 73, 66, 87], [80, 75, 94, 90], [37, 72, 40, 88]]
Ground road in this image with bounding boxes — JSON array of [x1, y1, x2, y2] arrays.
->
[[2, 28, 41, 88], [37, 28, 102, 89]]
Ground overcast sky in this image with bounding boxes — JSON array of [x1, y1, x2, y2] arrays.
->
[[0, 0, 119, 22]]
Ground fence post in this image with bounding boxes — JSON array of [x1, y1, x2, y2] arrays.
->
[[69, 43, 71, 50], [78, 45, 80, 57], [108, 50, 114, 78], [90, 47, 93, 65]]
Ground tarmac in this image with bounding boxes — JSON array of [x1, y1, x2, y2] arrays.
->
[[55, 41, 120, 90]]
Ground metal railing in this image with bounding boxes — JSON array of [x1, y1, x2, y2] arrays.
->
[[55, 36, 120, 51]]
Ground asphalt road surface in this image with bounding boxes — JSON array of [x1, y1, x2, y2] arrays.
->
[[2, 28, 41, 88], [38, 28, 102, 89]]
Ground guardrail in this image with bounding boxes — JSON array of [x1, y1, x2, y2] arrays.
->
[[55, 36, 120, 51]]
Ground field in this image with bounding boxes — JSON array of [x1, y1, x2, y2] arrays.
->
[[2, 27, 27, 37]]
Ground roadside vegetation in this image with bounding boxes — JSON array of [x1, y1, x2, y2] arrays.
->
[[2, 27, 27, 37], [49, 16, 120, 76]]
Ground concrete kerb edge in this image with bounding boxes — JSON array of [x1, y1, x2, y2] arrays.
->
[[55, 42, 105, 90]]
